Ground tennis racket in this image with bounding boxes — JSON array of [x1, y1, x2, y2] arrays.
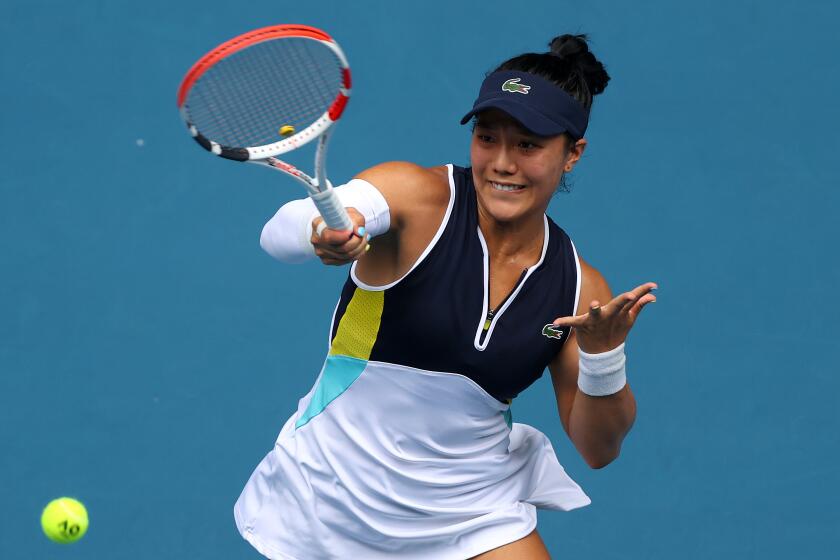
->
[[177, 24, 353, 231]]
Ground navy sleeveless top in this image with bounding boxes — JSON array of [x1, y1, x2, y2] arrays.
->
[[330, 164, 581, 403]]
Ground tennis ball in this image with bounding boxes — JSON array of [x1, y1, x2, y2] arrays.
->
[[279, 125, 295, 137], [41, 497, 88, 544]]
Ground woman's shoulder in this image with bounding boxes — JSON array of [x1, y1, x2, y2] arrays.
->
[[351, 162, 455, 284], [354, 161, 452, 215], [356, 161, 449, 188]]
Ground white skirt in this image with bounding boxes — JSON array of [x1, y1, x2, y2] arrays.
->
[[234, 358, 591, 560]]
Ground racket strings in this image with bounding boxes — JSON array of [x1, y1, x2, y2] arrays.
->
[[192, 39, 333, 144], [206, 40, 332, 145], [184, 37, 343, 149]]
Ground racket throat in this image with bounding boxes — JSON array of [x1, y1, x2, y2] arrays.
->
[[188, 124, 249, 161]]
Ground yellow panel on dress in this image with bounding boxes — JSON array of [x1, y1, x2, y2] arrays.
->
[[329, 288, 384, 360]]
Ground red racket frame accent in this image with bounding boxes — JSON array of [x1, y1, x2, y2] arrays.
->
[[328, 94, 350, 121], [328, 68, 352, 120], [177, 24, 341, 108]]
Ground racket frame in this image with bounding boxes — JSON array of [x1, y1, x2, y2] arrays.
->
[[177, 25, 353, 230]]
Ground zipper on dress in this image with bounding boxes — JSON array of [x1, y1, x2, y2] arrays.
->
[[482, 309, 496, 331], [478, 268, 527, 344], [473, 217, 550, 352]]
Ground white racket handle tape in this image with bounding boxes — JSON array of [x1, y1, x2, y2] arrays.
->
[[310, 188, 353, 231]]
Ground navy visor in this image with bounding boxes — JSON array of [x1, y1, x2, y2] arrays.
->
[[460, 70, 589, 140]]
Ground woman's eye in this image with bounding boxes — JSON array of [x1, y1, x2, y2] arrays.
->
[[519, 141, 539, 150], [477, 134, 494, 143]]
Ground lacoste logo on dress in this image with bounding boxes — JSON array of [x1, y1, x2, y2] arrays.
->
[[542, 324, 564, 339], [502, 78, 531, 94]]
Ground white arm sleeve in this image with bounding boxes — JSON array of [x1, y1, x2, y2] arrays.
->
[[259, 178, 391, 263]]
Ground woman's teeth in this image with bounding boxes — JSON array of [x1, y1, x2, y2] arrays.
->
[[491, 182, 525, 192]]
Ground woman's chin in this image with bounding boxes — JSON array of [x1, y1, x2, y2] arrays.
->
[[482, 200, 530, 224], [476, 184, 545, 224]]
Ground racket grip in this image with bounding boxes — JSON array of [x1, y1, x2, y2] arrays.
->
[[310, 187, 353, 231]]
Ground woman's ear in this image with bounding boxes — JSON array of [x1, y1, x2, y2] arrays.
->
[[564, 138, 587, 172]]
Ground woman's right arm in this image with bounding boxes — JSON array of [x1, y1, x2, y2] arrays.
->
[[261, 161, 450, 278], [315, 162, 451, 285], [350, 161, 450, 235]]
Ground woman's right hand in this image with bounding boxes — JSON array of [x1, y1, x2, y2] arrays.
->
[[310, 207, 370, 266]]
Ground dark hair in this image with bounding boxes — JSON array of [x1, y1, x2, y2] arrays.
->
[[493, 34, 610, 110], [491, 34, 610, 193]]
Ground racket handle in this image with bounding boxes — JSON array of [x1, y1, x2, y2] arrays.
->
[[310, 187, 353, 231]]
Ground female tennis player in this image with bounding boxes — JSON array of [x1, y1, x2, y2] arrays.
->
[[235, 34, 657, 559]]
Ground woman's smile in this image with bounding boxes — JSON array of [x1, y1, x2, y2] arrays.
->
[[490, 180, 528, 192]]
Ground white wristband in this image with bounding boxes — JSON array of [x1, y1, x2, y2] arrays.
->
[[577, 342, 627, 396], [259, 178, 391, 263]]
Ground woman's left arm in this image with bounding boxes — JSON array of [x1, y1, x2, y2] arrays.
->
[[548, 257, 657, 469]]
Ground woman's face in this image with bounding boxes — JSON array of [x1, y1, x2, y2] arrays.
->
[[470, 108, 585, 224]]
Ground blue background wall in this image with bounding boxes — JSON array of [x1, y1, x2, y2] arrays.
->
[[2, 0, 838, 558]]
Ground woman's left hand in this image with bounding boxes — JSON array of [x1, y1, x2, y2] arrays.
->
[[552, 282, 658, 354]]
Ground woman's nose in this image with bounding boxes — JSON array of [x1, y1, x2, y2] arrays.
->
[[492, 145, 517, 175]]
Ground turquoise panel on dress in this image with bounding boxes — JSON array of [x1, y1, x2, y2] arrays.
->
[[295, 355, 368, 429], [502, 408, 513, 429]]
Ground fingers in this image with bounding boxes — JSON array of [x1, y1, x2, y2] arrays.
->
[[318, 224, 362, 245], [343, 235, 370, 260], [593, 290, 642, 318], [310, 219, 370, 265], [551, 282, 659, 328], [558, 282, 658, 352], [310, 206, 369, 264], [312, 207, 366, 242], [329, 227, 367, 253], [630, 282, 658, 299], [627, 292, 656, 319], [626, 282, 657, 317], [613, 283, 657, 315], [314, 233, 370, 261], [554, 297, 602, 327], [614, 293, 640, 316], [552, 314, 587, 328]]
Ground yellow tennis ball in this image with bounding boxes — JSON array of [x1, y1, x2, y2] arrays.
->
[[279, 125, 295, 137], [41, 497, 88, 544]]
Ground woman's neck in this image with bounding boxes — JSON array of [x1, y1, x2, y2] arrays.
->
[[476, 205, 546, 263]]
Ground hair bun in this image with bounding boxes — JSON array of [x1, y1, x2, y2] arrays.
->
[[548, 34, 589, 60], [547, 34, 610, 96]]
